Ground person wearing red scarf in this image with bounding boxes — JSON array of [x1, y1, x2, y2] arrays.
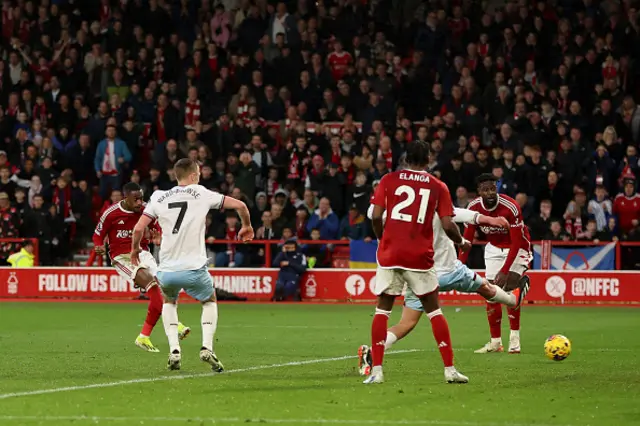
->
[[184, 86, 201, 131]]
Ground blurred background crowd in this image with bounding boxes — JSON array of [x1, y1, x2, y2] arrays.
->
[[1, 0, 640, 267]]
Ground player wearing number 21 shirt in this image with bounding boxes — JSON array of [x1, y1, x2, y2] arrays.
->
[[365, 141, 468, 385], [458, 174, 532, 355]]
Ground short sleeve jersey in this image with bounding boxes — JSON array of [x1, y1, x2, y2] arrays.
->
[[144, 185, 225, 272], [371, 170, 454, 271]]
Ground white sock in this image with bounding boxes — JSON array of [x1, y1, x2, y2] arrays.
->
[[201, 301, 218, 351], [510, 329, 520, 338], [488, 285, 516, 306], [371, 365, 383, 375], [491, 337, 502, 345], [444, 366, 457, 374], [162, 303, 180, 353], [384, 331, 398, 350]]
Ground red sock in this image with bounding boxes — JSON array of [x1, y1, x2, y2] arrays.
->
[[141, 284, 163, 336], [507, 306, 521, 331], [486, 302, 502, 339], [427, 309, 454, 367], [371, 309, 390, 367]]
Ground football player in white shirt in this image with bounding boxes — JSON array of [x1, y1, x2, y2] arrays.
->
[[132, 159, 254, 371], [357, 205, 531, 376]]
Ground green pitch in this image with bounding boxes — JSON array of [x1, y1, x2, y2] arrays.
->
[[1, 302, 639, 426]]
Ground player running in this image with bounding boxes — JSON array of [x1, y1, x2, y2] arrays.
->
[[364, 141, 468, 385], [357, 204, 531, 375], [459, 174, 533, 354], [93, 182, 190, 353], [132, 159, 254, 371]]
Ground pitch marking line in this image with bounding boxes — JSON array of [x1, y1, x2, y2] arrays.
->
[[0, 415, 576, 426], [0, 349, 421, 401]]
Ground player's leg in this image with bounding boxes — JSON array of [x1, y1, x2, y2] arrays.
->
[[504, 271, 525, 354], [133, 267, 163, 353], [132, 252, 190, 349], [475, 246, 505, 354], [409, 269, 468, 384], [363, 268, 402, 384], [358, 304, 422, 376], [155, 270, 183, 370], [183, 266, 224, 372]]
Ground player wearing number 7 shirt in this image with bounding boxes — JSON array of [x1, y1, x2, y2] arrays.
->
[[458, 174, 533, 355], [364, 141, 468, 385], [132, 159, 254, 371]]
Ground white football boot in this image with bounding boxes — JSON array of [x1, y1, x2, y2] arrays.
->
[[167, 350, 181, 370], [445, 368, 469, 384], [508, 331, 521, 354], [474, 340, 504, 353]]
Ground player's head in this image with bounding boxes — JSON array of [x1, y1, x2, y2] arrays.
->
[[476, 173, 498, 208], [404, 140, 431, 170], [122, 182, 144, 212], [174, 158, 200, 185]]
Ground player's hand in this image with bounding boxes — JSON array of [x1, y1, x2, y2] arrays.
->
[[94, 245, 105, 255], [280, 261, 289, 267], [150, 228, 162, 244], [487, 216, 510, 229], [131, 248, 142, 266], [494, 272, 508, 288], [459, 239, 472, 253], [238, 225, 254, 242]]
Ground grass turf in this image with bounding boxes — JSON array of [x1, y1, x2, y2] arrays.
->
[[0, 302, 639, 426]]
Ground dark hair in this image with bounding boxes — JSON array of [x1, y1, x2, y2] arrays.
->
[[123, 182, 142, 195], [405, 140, 431, 167], [174, 158, 198, 180], [476, 173, 498, 186]]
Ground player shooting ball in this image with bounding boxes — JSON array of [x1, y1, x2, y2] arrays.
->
[[358, 168, 531, 377], [93, 182, 190, 353], [459, 174, 533, 354]]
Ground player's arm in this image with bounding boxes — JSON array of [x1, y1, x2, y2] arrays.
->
[[132, 214, 154, 252], [92, 210, 112, 255], [454, 207, 509, 228], [501, 216, 525, 276], [222, 196, 254, 242], [437, 183, 465, 246]]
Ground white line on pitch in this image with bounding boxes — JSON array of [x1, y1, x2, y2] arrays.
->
[[0, 415, 573, 426], [0, 349, 421, 401]]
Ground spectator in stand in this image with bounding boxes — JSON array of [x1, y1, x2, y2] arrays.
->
[[528, 200, 555, 241], [339, 203, 367, 240], [94, 125, 131, 200], [613, 178, 640, 236], [272, 239, 307, 302], [0, 191, 20, 264], [545, 220, 571, 242], [307, 197, 339, 240], [214, 212, 248, 268]]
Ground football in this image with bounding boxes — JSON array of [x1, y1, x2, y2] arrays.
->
[[544, 335, 572, 361]]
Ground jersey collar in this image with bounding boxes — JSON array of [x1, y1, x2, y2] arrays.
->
[[480, 194, 500, 212]]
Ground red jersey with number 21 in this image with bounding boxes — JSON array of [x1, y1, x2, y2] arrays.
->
[[371, 170, 454, 271]]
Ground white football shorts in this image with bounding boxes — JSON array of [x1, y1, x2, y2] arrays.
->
[[374, 267, 438, 296], [112, 251, 158, 284], [484, 243, 532, 281]]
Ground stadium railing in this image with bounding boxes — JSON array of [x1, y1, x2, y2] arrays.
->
[[85, 240, 351, 268], [0, 238, 40, 266]]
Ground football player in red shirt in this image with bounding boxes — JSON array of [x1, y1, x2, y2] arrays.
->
[[459, 174, 532, 354], [364, 141, 468, 384], [93, 182, 190, 353]]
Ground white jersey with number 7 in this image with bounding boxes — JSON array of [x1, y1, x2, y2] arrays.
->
[[143, 184, 225, 272]]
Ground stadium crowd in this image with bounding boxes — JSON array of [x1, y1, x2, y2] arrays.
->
[[1, 0, 640, 267]]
